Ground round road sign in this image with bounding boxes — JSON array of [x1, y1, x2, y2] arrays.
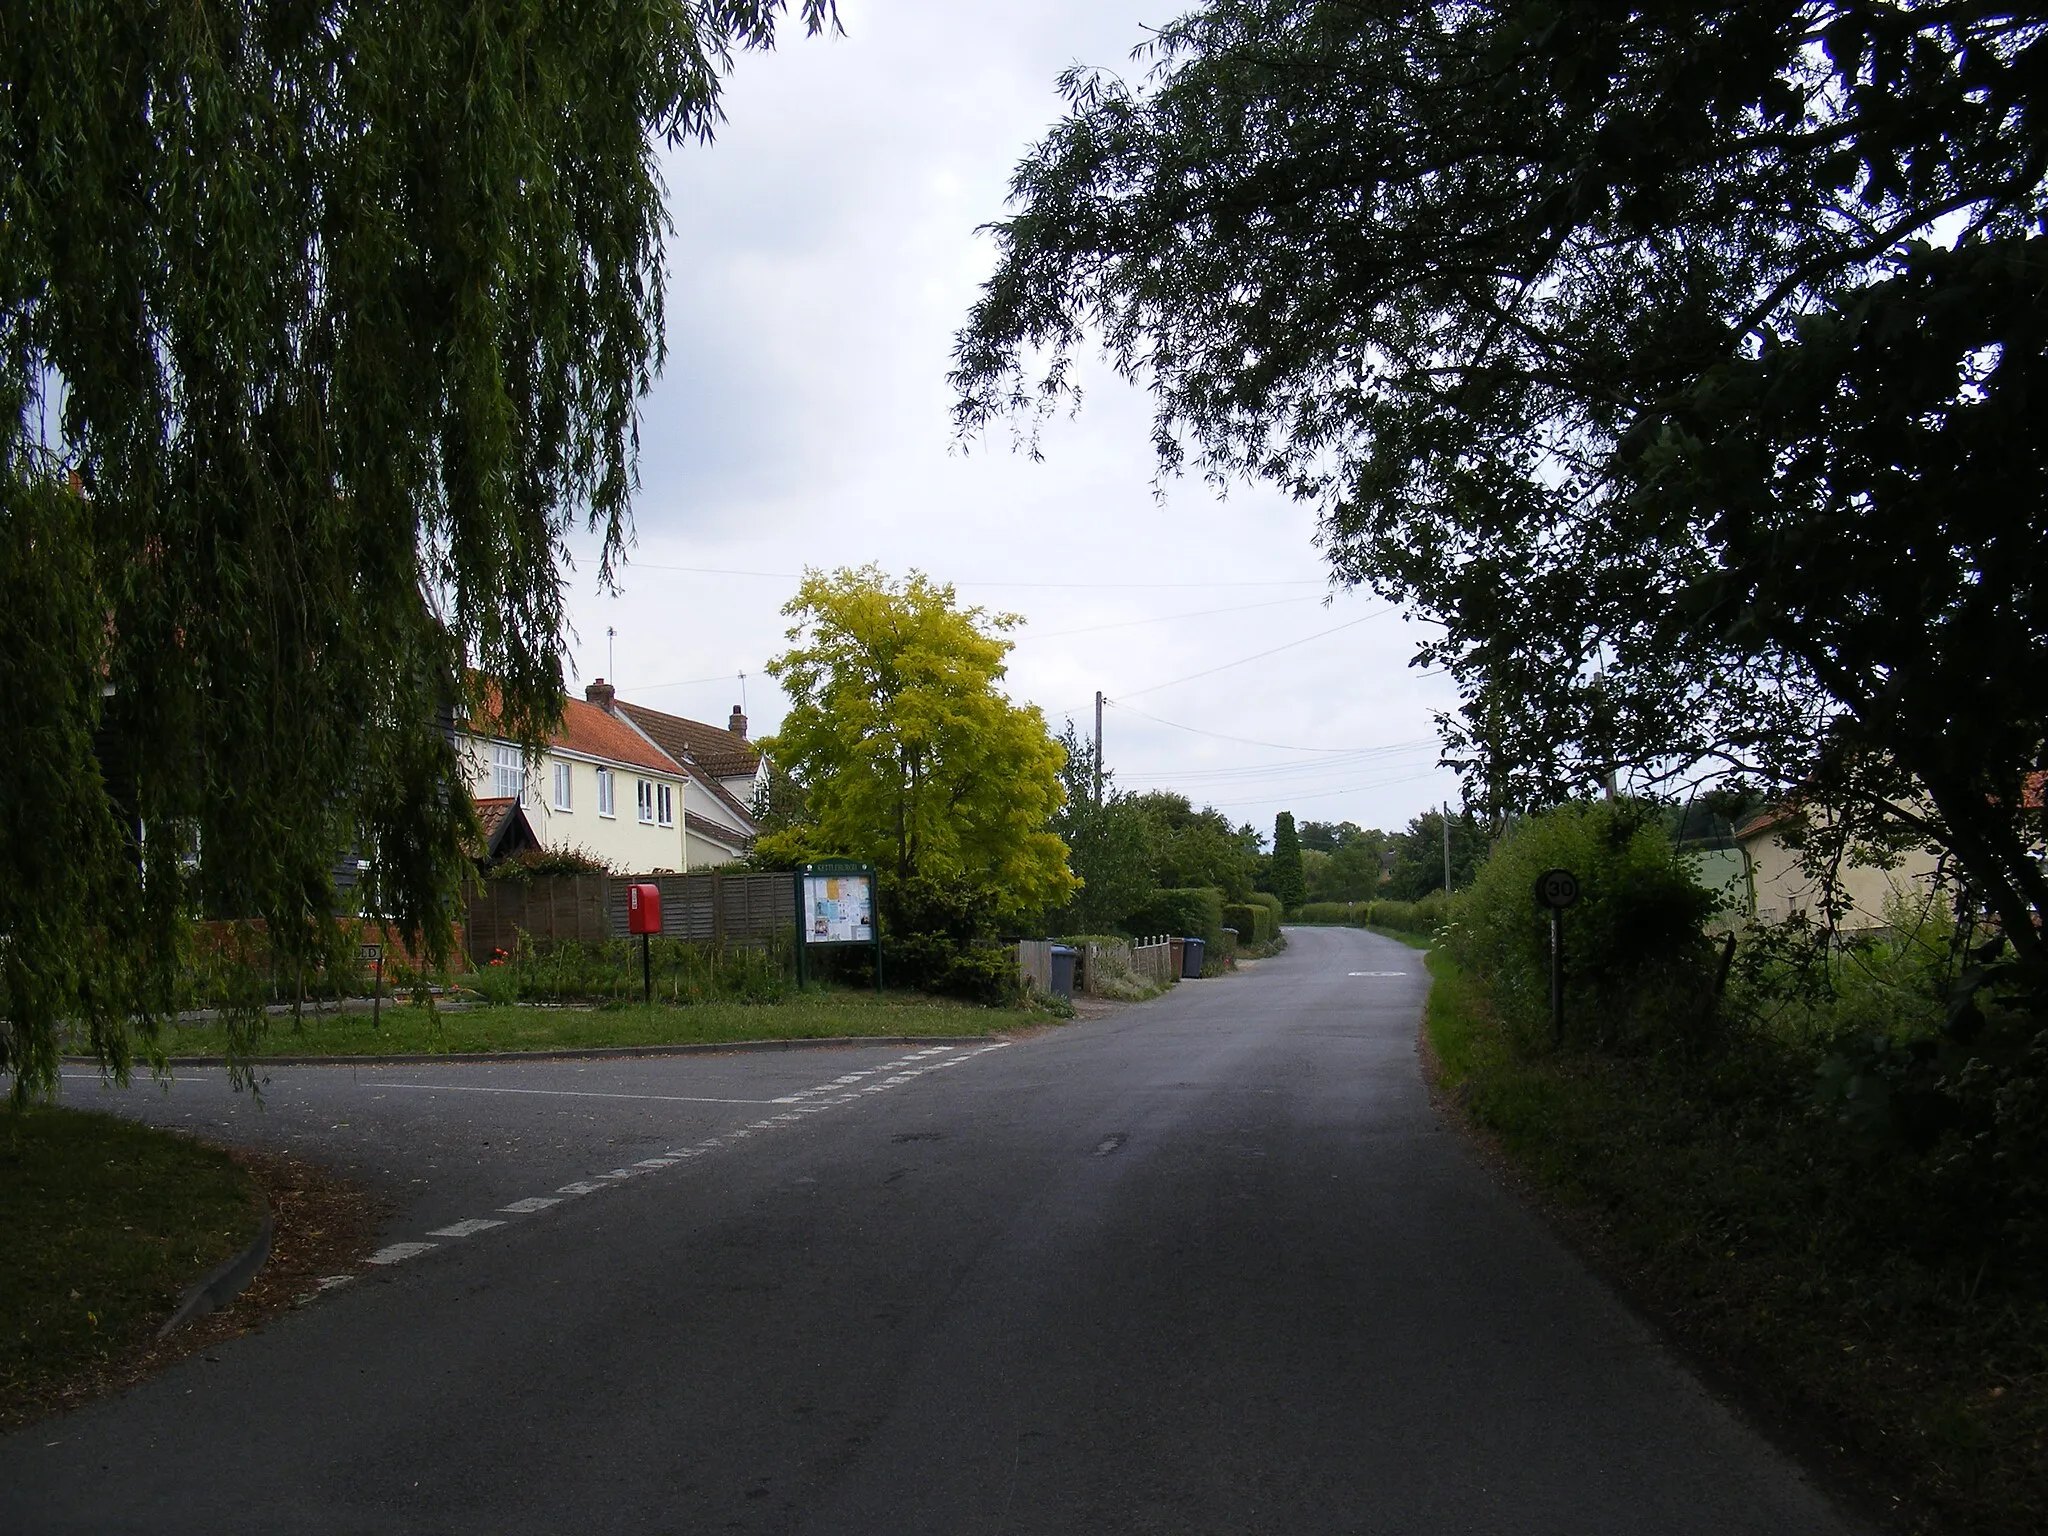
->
[[1534, 868, 1580, 909]]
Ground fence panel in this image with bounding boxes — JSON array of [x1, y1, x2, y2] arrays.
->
[[468, 872, 795, 964], [1129, 936, 1176, 987], [1015, 940, 1053, 994]]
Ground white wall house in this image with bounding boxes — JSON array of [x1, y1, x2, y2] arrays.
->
[[460, 684, 762, 873]]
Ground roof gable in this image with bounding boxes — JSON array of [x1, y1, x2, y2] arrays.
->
[[617, 701, 762, 781]]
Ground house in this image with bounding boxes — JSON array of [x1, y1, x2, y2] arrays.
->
[[612, 695, 766, 868], [457, 682, 761, 873], [1735, 806, 1944, 932]]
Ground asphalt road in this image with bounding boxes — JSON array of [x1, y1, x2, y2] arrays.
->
[[5, 927, 1863, 1534]]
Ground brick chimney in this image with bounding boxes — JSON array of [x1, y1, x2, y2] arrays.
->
[[586, 679, 616, 712], [728, 705, 748, 738]]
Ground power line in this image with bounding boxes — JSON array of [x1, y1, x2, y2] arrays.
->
[[1104, 699, 1421, 756], [1026, 594, 1318, 640], [1113, 609, 1392, 699]]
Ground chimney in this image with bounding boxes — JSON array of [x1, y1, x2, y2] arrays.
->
[[586, 679, 616, 712], [728, 705, 748, 738]]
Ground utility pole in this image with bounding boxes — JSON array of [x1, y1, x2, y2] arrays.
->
[[1443, 801, 1453, 898], [1094, 691, 1104, 806], [607, 625, 616, 682]]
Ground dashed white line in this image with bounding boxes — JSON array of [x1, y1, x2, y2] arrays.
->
[[348, 1041, 1012, 1280], [377, 1082, 781, 1106], [367, 1242, 437, 1266], [426, 1219, 505, 1238]]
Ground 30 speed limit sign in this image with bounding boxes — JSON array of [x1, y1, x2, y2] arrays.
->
[[1534, 868, 1580, 909]]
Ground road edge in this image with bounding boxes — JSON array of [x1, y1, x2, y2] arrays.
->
[[63, 1034, 1004, 1070]]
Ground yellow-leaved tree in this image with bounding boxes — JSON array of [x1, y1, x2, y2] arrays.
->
[[760, 567, 1075, 930]]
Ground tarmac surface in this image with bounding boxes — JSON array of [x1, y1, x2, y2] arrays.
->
[[3, 926, 1864, 1534]]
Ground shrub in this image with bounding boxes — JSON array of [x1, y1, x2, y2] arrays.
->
[[1293, 893, 1447, 937], [1124, 887, 1227, 950], [468, 932, 793, 1005], [1221, 902, 1274, 945], [1201, 929, 1239, 977], [486, 847, 610, 881], [1447, 801, 1717, 1052]]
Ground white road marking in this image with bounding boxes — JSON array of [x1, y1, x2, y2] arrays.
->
[[343, 1040, 1014, 1280], [367, 1242, 437, 1265], [1348, 971, 1411, 977], [376, 1082, 781, 1106], [426, 1219, 505, 1238]]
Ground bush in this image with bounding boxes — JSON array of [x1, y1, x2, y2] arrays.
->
[[1446, 801, 1718, 1052], [1124, 887, 1227, 950], [486, 847, 610, 881], [1222, 902, 1274, 945], [1293, 893, 1447, 937], [469, 933, 793, 1005], [1201, 929, 1239, 977], [875, 873, 1018, 1005]]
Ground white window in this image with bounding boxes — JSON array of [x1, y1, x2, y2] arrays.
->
[[637, 778, 655, 824], [656, 783, 674, 827], [553, 761, 573, 811], [492, 743, 525, 800], [596, 767, 616, 818]]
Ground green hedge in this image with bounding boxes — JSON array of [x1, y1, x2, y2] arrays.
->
[[1294, 892, 1448, 937], [1222, 902, 1275, 945], [1446, 801, 1716, 1051], [1125, 887, 1227, 951]]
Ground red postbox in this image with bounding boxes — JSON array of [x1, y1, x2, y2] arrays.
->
[[627, 882, 662, 935]]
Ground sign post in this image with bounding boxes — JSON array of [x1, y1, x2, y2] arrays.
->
[[1533, 868, 1580, 1045], [359, 942, 385, 1028], [797, 861, 881, 994]]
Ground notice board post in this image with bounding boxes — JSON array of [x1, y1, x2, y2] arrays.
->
[[796, 860, 881, 993]]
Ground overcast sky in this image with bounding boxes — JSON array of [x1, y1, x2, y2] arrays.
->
[[564, 0, 1463, 840]]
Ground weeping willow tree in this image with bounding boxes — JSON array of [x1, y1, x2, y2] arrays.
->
[[0, 0, 835, 1101]]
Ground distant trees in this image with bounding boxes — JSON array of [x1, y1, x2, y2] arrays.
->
[[760, 567, 1075, 926], [1385, 810, 1488, 903], [1299, 821, 1390, 904]]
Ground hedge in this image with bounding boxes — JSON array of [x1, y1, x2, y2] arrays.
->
[[1125, 887, 1228, 951], [1222, 902, 1275, 945], [1294, 893, 1448, 938]]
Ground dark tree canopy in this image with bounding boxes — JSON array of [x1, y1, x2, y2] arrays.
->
[[1, 0, 835, 1100], [954, 2, 2048, 964], [1269, 811, 1305, 910]]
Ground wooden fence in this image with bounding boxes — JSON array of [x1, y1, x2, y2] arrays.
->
[[1130, 936, 1177, 987], [463, 872, 795, 964]]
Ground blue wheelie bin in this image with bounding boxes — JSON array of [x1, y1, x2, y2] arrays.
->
[[1180, 937, 1206, 979]]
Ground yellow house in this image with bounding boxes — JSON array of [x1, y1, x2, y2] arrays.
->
[[460, 682, 760, 873], [1736, 807, 1943, 931]]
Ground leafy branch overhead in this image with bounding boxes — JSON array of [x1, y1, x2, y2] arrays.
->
[[952, 1, 2048, 967], [0, 0, 836, 1101]]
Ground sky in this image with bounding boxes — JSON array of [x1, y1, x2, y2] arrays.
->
[[562, 0, 1464, 841]]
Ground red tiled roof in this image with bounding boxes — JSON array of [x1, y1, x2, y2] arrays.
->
[[617, 701, 762, 781], [548, 696, 683, 777]]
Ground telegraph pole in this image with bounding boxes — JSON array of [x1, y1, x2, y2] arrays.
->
[[1443, 801, 1452, 898], [1094, 691, 1104, 806]]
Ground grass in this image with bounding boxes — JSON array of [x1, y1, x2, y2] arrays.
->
[[155, 988, 1032, 1058], [2, 1106, 263, 1422], [1364, 925, 1433, 950], [1421, 948, 2048, 1535]]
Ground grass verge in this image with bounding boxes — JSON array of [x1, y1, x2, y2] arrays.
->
[[2, 1107, 259, 1422], [157, 989, 1032, 1058], [1421, 949, 2047, 1536]]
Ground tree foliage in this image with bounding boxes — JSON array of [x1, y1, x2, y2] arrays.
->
[[1386, 808, 1487, 902], [762, 567, 1076, 925], [953, 0, 2048, 967], [1269, 811, 1305, 910], [0, 0, 835, 1101]]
